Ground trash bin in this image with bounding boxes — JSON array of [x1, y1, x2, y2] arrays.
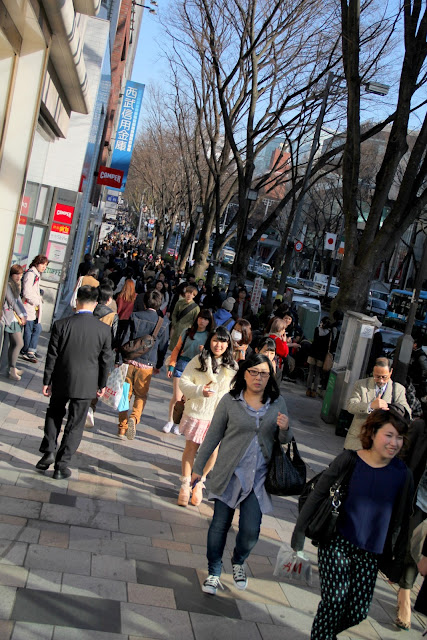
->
[[321, 366, 346, 424]]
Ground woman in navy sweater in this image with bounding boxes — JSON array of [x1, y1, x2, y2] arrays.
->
[[292, 405, 413, 640]]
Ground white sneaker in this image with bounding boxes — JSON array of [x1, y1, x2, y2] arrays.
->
[[85, 407, 94, 429], [162, 421, 174, 433], [202, 574, 224, 595], [172, 424, 180, 435]]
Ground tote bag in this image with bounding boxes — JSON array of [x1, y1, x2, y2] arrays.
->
[[100, 364, 129, 410]]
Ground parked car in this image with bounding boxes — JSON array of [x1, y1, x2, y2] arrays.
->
[[378, 327, 403, 357], [370, 289, 389, 303], [366, 296, 388, 317], [325, 284, 340, 299]]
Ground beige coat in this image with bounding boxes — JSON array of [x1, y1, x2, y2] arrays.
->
[[179, 355, 237, 421], [344, 377, 411, 450], [22, 267, 43, 322]]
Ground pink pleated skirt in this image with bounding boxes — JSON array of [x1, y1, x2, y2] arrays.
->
[[179, 415, 211, 444]]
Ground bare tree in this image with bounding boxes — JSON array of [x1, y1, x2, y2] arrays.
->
[[333, 0, 427, 312]]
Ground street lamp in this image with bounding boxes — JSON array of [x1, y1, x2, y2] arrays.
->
[[132, 0, 158, 12]]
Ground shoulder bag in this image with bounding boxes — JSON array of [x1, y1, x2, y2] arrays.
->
[[121, 316, 164, 361], [265, 436, 307, 496], [322, 332, 333, 372], [298, 451, 357, 545]]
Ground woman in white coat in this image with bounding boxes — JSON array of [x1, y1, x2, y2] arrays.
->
[[177, 326, 237, 507]]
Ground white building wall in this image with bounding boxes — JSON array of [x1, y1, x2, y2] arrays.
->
[[42, 17, 110, 191]]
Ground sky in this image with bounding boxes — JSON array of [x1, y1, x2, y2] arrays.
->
[[131, 3, 169, 89]]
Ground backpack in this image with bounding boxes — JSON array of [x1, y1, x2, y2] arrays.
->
[[120, 316, 164, 361]]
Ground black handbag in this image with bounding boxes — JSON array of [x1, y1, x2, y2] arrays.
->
[[265, 436, 307, 496], [298, 452, 357, 545]]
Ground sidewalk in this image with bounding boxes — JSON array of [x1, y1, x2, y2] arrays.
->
[[0, 336, 424, 640]]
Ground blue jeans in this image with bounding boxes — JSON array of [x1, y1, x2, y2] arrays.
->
[[22, 319, 42, 354], [207, 490, 262, 576]]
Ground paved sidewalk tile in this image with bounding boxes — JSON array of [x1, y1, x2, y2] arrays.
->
[[11, 622, 53, 640], [190, 612, 262, 640], [91, 554, 137, 583], [61, 573, 127, 601], [40, 504, 119, 531], [25, 545, 91, 575], [39, 529, 69, 549], [120, 602, 193, 639], [0, 496, 41, 519], [119, 516, 172, 539], [0, 565, 28, 588], [52, 629, 126, 640], [0, 620, 13, 639], [127, 583, 176, 608], [0, 585, 17, 618], [26, 570, 62, 593], [11, 588, 121, 633], [0, 541, 28, 566]]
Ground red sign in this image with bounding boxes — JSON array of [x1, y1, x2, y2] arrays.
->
[[97, 166, 124, 188], [21, 196, 31, 215], [53, 203, 75, 225], [294, 241, 303, 252], [51, 223, 71, 236]]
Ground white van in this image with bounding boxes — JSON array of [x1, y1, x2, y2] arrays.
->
[[291, 293, 322, 315]]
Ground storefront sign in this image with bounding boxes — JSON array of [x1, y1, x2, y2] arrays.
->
[[46, 242, 67, 263], [17, 215, 28, 235], [21, 196, 31, 215], [110, 80, 145, 191], [53, 203, 75, 225], [97, 166, 124, 189], [44, 262, 63, 283], [49, 222, 71, 244]]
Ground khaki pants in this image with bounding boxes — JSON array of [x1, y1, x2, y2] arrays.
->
[[118, 364, 153, 430]]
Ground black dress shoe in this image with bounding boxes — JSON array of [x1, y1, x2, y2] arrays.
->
[[35, 452, 55, 470], [53, 467, 71, 480]]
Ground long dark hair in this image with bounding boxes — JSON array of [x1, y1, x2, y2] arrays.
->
[[230, 353, 280, 403], [198, 326, 235, 373], [188, 309, 214, 339]]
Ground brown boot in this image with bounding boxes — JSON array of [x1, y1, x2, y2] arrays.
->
[[117, 426, 127, 440]]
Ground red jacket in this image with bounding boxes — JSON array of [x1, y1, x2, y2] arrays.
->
[[269, 334, 289, 359]]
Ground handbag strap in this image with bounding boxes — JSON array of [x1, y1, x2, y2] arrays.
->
[[152, 316, 164, 339], [331, 451, 358, 502], [176, 331, 189, 360]]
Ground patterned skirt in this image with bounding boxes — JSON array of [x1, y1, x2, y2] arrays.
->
[[179, 415, 211, 444]]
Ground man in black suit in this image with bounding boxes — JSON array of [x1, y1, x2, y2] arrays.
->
[[36, 286, 112, 479]]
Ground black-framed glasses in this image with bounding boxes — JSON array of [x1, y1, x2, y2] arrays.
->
[[247, 369, 270, 379], [373, 374, 389, 380]]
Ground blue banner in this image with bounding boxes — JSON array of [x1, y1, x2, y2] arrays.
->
[[110, 80, 145, 191]]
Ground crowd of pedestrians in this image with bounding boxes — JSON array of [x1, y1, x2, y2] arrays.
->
[[2, 229, 427, 638]]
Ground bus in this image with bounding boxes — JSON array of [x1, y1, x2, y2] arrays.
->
[[385, 289, 427, 332]]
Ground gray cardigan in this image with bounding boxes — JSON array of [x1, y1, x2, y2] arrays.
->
[[193, 393, 292, 495]]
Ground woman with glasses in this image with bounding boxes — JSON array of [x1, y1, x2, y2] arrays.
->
[[192, 353, 292, 595]]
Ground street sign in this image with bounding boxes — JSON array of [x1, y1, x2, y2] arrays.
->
[[294, 241, 303, 252], [250, 277, 264, 313]]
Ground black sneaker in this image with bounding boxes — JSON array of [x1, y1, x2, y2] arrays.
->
[[20, 353, 37, 363], [232, 563, 248, 590]]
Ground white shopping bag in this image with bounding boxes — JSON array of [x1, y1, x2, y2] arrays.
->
[[273, 542, 312, 586], [99, 364, 129, 410]]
